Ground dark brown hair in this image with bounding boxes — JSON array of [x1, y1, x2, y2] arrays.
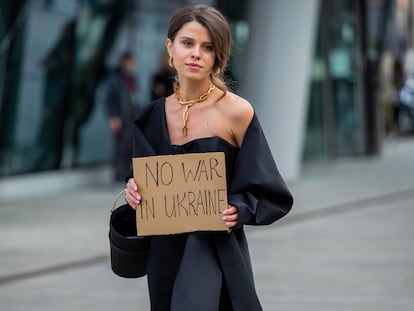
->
[[168, 4, 231, 93]]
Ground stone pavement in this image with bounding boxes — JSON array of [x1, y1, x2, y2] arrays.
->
[[0, 137, 414, 311]]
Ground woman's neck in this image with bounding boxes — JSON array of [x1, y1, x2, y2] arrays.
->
[[177, 79, 213, 101]]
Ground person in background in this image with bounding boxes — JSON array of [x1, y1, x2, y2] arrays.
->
[[151, 51, 175, 100], [378, 47, 399, 134], [403, 46, 414, 78], [124, 5, 293, 310], [392, 53, 404, 133], [105, 51, 139, 182]]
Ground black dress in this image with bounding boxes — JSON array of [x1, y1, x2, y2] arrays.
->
[[131, 98, 293, 311]]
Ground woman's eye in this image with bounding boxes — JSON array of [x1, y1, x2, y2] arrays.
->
[[203, 45, 214, 52], [183, 41, 192, 47]]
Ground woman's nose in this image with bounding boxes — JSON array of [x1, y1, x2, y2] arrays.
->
[[191, 46, 201, 59]]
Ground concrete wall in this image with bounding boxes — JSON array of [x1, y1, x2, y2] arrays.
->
[[242, 0, 320, 181]]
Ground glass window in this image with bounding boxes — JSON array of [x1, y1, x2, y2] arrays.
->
[[304, 0, 365, 160], [0, 0, 219, 177]]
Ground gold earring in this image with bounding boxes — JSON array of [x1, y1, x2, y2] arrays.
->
[[168, 56, 174, 68]]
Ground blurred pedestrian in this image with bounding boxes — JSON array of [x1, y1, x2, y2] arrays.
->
[[124, 5, 293, 310], [379, 47, 399, 134], [403, 46, 414, 78], [392, 54, 404, 133], [151, 51, 175, 100], [392, 46, 414, 135], [105, 51, 139, 182]]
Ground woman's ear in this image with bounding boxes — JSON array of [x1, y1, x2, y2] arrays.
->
[[166, 38, 173, 55]]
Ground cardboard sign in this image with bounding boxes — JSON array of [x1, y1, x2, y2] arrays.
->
[[133, 152, 229, 236]]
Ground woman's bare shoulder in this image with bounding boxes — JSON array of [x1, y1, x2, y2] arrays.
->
[[220, 91, 254, 124], [218, 91, 254, 146]]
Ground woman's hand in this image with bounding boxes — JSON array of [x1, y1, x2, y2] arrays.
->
[[125, 178, 141, 209], [222, 205, 238, 229]]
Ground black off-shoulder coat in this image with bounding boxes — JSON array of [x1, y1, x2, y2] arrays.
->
[[131, 98, 293, 311]]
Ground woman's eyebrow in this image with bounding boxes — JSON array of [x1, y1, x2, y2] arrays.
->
[[178, 36, 212, 44]]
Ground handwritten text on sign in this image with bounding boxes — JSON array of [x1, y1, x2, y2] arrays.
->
[[133, 152, 229, 236]]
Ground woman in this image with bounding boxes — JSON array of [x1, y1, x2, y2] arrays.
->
[[125, 5, 293, 311]]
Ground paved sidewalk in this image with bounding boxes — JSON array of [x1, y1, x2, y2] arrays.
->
[[0, 137, 413, 310]]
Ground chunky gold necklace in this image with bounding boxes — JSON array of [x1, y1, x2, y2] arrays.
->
[[175, 83, 215, 136]]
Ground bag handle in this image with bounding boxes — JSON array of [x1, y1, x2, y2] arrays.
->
[[110, 190, 126, 213]]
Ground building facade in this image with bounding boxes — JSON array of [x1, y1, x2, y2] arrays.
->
[[0, 0, 412, 180]]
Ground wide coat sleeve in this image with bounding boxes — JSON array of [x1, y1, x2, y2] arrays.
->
[[228, 114, 293, 226]]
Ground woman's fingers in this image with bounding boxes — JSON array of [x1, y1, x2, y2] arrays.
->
[[127, 178, 138, 192], [222, 205, 238, 228], [125, 178, 141, 209]]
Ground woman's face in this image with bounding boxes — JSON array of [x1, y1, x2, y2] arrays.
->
[[166, 21, 216, 82]]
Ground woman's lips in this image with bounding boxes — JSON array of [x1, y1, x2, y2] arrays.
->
[[186, 63, 202, 70]]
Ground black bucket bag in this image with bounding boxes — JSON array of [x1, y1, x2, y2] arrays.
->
[[109, 190, 151, 278]]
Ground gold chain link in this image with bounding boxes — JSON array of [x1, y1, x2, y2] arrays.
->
[[175, 83, 215, 136]]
